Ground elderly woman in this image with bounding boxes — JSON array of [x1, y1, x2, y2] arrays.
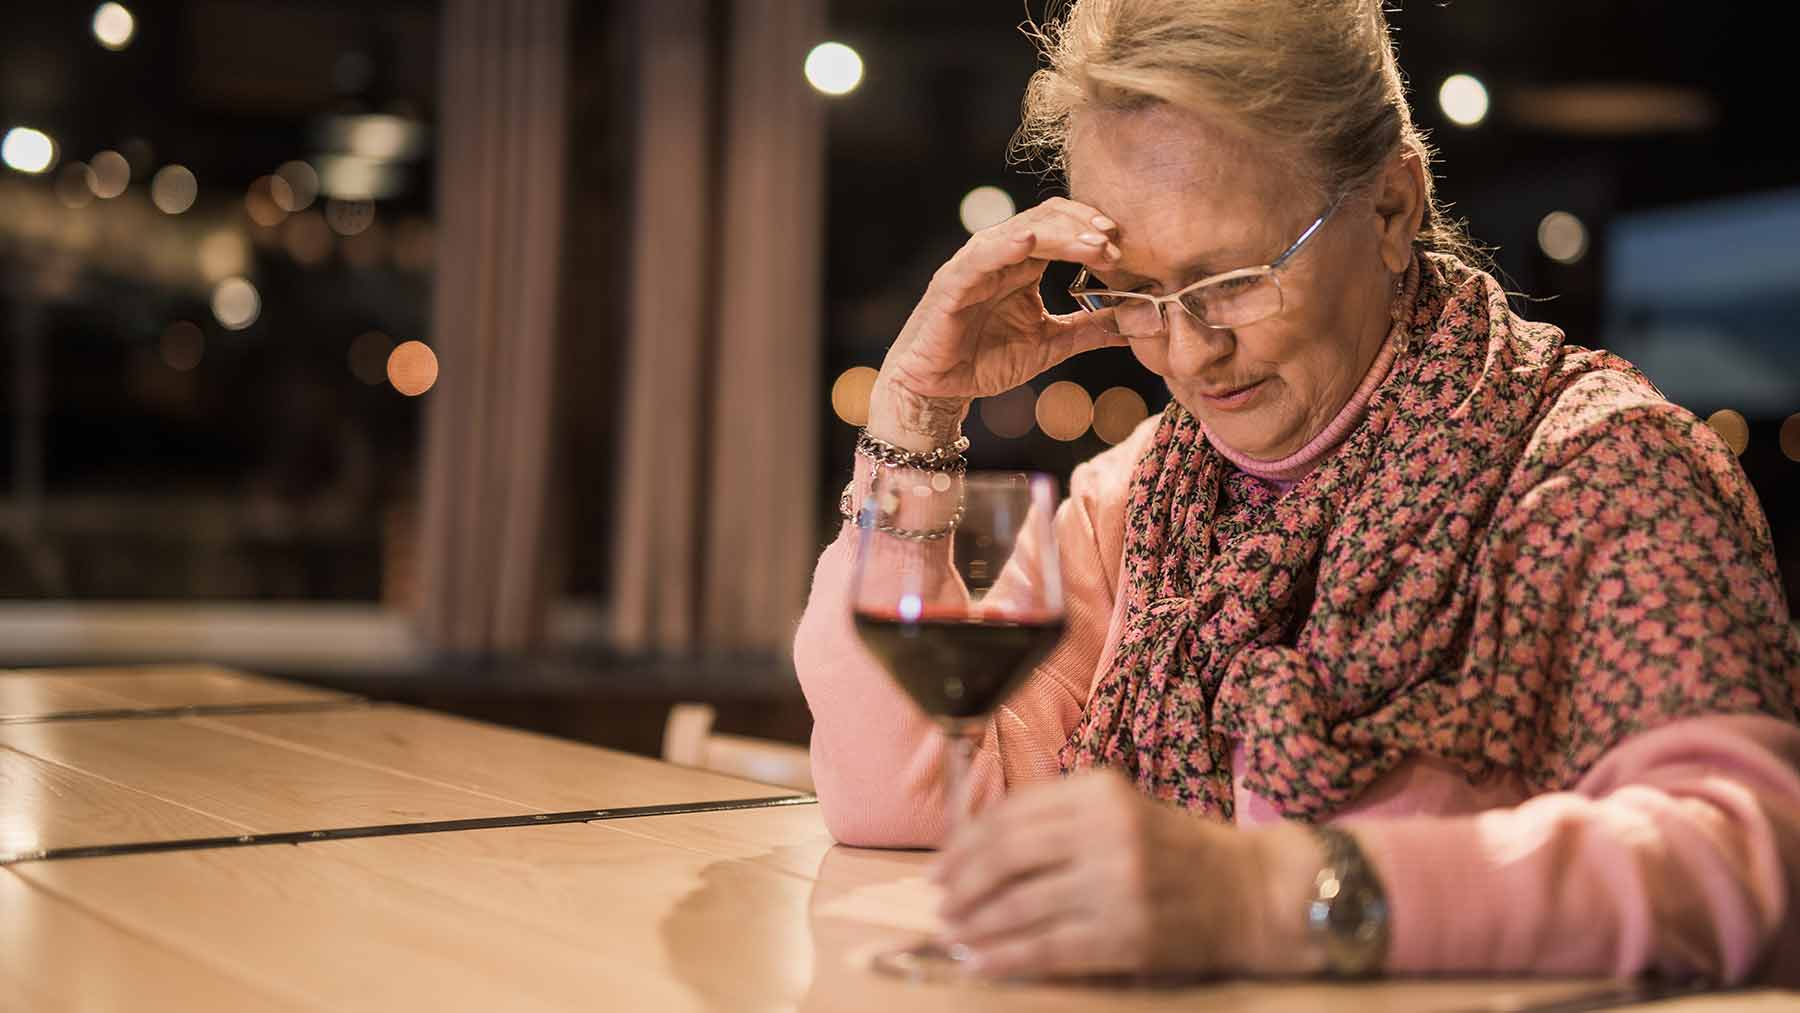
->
[[794, 0, 1800, 984]]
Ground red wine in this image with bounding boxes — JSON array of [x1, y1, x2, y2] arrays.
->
[[853, 611, 1066, 720]]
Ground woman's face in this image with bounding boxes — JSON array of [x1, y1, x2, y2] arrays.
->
[[1067, 105, 1407, 460]]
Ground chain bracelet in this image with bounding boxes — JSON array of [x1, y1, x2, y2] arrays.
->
[[838, 462, 965, 541], [854, 429, 969, 474]]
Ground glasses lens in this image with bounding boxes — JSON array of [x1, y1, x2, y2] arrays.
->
[[1111, 298, 1164, 336], [1183, 272, 1280, 328]]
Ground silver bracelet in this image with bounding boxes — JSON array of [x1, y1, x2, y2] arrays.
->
[[854, 429, 969, 474], [838, 463, 964, 541]]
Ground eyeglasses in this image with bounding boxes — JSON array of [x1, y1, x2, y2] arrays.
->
[[1067, 197, 1341, 335]]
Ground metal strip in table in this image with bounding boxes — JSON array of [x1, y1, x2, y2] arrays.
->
[[1, 793, 819, 864], [0, 697, 372, 726]]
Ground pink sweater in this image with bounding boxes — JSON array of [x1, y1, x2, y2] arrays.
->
[[796, 402, 1800, 982]]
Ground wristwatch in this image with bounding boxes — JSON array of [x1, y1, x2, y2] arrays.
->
[[1306, 825, 1390, 977]]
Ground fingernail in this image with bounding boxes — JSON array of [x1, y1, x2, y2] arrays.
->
[[1103, 241, 1121, 260], [1077, 232, 1106, 245], [1091, 215, 1117, 231]]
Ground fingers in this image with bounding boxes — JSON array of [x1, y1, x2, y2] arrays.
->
[[967, 921, 1116, 979], [942, 866, 1086, 947], [934, 781, 1093, 920], [931, 198, 1121, 304]]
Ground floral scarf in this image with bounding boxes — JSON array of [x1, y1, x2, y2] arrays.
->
[[1059, 253, 1800, 821]]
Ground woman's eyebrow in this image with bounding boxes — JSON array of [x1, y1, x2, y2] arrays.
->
[[1097, 252, 1236, 290]]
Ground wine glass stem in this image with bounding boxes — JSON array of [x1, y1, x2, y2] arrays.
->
[[943, 722, 981, 838]]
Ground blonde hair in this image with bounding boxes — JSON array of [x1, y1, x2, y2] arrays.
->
[[1014, 0, 1476, 262]]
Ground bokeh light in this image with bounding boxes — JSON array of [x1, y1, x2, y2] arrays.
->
[[196, 229, 250, 282], [274, 160, 319, 212], [348, 330, 396, 385], [3, 127, 57, 174], [1706, 409, 1749, 456], [1035, 381, 1094, 442], [1781, 414, 1800, 463], [980, 385, 1037, 439], [804, 42, 863, 96], [87, 150, 130, 198], [210, 277, 261, 331], [55, 162, 95, 208], [92, 3, 135, 50], [282, 210, 333, 267], [387, 340, 439, 396], [958, 186, 1015, 234], [159, 321, 204, 371], [325, 197, 376, 236], [392, 217, 435, 272], [1439, 73, 1490, 127], [150, 164, 197, 214], [1092, 386, 1150, 445], [830, 366, 878, 426], [1536, 211, 1588, 264], [341, 222, 388, 270], [246, 175, 292, 227]]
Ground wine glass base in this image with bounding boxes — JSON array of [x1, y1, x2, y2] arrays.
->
[[870, 938, 979, 984]]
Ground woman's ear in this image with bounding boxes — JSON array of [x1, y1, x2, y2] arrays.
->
[[1374, 152, 1426, 275]]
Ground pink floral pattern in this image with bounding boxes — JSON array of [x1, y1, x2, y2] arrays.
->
[[1059, 254, 1800, 820]]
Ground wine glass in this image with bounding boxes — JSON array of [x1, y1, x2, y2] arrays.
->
[[849, 469, 1068, 982]]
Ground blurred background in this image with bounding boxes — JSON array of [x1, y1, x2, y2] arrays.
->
[[2, 0, 1795, 757]]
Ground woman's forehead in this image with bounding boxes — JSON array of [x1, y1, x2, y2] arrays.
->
[[1068, 107, 1297, 279]]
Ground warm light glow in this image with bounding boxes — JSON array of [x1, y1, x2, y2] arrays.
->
[[348, 330, 395, 385], [325, 197, 376, 236], [86, 150, 130, 198], [159, 321, 204, 371], [804, 42, 863, 96], [1536, 211, 1588, 264], [3, 127, 56, 174], [150, 164, 196, 214], [341, 223, 388, 270], [392, 217, 435, 272], [92, 3, 135, 50], [55, 162, 95, 208], [830, 366, 879, 426], [282, 210, 333, 267], [387, 340, 439, 396], [211, 277, 261, 331], [274, 160, 319, 212], [1439, 73, 1490, 127], [1035, 381, 1094, 442], [196, 230, 250, 282], [1706, 409, 1749, 457], [314, 154, 404, 201], [958, 186, 1015, 235], [1781, 414, 1800, 463], [980, 386, 1037, 439], [346, 114, 422, 160], [1092, 386, 1150, 445], [246, 176, 292, 227]]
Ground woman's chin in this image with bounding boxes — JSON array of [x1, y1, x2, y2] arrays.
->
[[1179, 403, 1293, 460]]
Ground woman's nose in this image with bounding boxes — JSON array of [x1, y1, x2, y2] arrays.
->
[[1161, 309, 1234, 380]]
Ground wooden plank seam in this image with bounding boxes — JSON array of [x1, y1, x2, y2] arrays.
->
[[0, 794, 819, 865]]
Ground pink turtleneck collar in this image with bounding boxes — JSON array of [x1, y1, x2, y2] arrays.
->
[[1198, 262, 1418, 491]]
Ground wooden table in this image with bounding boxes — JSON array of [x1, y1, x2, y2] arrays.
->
[[2, 665, 1791, 1012]]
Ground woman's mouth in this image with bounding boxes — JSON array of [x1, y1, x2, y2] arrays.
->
[[1196, 379, 1266, 411]]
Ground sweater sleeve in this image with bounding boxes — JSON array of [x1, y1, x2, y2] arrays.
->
[[1352, 714, 1800, 984], [793, 434, 1141, 848]]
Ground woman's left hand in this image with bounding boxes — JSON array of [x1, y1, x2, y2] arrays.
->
[[931, 769, 1325, 979]]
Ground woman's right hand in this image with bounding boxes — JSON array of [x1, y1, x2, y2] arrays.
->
[[866, 198, 1130, 450]]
